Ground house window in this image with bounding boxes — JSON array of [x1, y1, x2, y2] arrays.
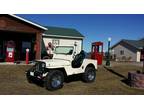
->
[[52, 39, 59, 46], [120, 50, 124, 55]]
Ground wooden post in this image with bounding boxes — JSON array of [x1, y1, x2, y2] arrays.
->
[[35, 32, 42, 60], [26, 48, 29, 64]]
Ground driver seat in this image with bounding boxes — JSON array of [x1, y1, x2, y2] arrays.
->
[[72, 50, 86, 68]]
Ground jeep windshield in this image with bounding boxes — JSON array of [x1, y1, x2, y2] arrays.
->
[[54, 46, 74, 55]]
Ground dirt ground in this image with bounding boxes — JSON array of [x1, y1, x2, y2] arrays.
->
[[0, 62, 143, 95]]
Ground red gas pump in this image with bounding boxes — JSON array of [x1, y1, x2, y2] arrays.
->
[[5, 41, 15, 62], [91, 42, 103, 65]]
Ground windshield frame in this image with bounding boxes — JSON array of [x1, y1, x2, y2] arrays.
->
[[54, 46, 74, 55]]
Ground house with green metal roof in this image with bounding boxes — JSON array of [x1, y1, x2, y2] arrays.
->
[[111, 38, 144, 62], [41, 26, 84, 58], [43, 26, 84, 39]]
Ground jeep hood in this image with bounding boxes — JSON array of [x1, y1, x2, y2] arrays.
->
[[39, 59, 71, 67]]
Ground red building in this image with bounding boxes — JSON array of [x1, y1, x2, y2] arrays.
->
[[0, 14, 47, 62], [0, 14, 85, 62]]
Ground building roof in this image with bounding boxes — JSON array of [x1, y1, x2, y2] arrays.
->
[[4, 15, 85, 39], [112, 38, 144, 50], [43, 26, 84, 39], [123, 38, 144, 49], [8, 14, 48, 30]]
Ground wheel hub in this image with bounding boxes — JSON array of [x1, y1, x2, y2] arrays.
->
[[88, 72, 95, 80], [51, 76, 62, 88]]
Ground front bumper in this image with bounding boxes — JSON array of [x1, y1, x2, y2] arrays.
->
[[26, 70, 48, 80], [26, 62, 47, 80], [28, 71, 43, 79]]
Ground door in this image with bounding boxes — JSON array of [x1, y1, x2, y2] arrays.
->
[[136, 51, 140, 62], [91, 43, 103, 65], [95, 45, 103, 65]]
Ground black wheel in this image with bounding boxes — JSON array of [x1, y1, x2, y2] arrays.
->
[[44, 70, 64, 91], [82, 67, 96, 83], [26, 72, 33, 83]]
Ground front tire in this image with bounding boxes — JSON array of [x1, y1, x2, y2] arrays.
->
[[82, 67, 96, 83], [44, 70, 64, 91]]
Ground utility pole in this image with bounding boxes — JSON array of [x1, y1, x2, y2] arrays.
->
[[106, 37, 111, 66]]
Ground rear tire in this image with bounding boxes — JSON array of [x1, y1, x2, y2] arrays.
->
[[44, 70, 64, 91], [82, 67, 96, 83]]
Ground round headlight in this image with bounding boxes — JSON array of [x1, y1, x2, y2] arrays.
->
[[42, 63, 46, 68]]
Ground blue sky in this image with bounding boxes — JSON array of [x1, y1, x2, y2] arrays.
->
[[17, 14, 144, 52]]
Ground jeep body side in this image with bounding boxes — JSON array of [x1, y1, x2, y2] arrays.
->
[[26, 45, 97, 90]]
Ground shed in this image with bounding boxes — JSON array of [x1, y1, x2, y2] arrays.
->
[[41, 26, 84, 58]]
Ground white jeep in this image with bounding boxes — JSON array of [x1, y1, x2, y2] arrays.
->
[[26, 46, 97, 90]]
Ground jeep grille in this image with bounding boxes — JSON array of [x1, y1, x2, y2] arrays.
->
[[34, 62, 46, 72]]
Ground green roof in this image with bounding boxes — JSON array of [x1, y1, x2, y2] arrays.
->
[[43, 26, 84, 38]]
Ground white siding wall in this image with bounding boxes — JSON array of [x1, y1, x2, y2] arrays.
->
[[43, 37, 82, 54], [112, 44, 137, 61]]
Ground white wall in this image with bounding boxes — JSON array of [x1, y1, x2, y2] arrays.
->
[[136, 51, 141, 62], [43, 37, 82, 54], [112, 44, 137, 61]]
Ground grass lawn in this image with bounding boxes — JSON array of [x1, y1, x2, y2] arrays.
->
[[0, 62, 143, 95]]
